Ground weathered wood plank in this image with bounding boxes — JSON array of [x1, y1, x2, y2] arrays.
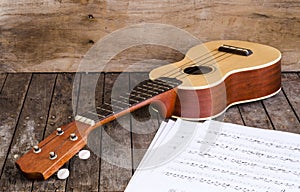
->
[[66, 73, 104, 192], [0, 74, 32, 177], [0, 1, 299, 72], [281, 73, 300, 122], [32, 73, 76, 191], [130, 72, 160, 171], [218, 106, 244, 125], [238, 101, 273, 130], [0, 74, 7, 93], [0, 74, 56, 191], [263, 90, 300, 133], [99, 73, 132, 191]]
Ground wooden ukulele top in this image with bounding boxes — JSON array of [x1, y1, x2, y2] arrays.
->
[[149, 40, 281, 89]]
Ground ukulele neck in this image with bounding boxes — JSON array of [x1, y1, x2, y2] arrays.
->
[[75, 77, 182, 136]]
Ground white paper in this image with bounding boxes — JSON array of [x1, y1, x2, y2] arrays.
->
[[125, 120, 300, 192]]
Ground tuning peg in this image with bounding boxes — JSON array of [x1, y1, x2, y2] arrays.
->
[[78, 150, 90, 160], [49, 152, 57, 160], [57, 168, 69, 180], [56, 128, 64, 135], [33, 146, 41, 153], [70, 133, 78, 141]]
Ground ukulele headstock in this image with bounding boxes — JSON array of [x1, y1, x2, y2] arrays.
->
[[15, 121, 91, 180]]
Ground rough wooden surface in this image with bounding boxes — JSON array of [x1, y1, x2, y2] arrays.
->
[[0, 74, 32, 177], [0, 72, 300, 191], [0, 0, 299, 72], [99, 73, 132, 191]]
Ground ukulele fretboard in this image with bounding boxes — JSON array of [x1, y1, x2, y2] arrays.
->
[[77, 77, 182, 125]]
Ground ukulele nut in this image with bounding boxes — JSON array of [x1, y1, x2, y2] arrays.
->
[[33, 146, 41, 153], [70, 133, 78, 141], [49, 152, 57, 160], [56, 128, 64, 135]]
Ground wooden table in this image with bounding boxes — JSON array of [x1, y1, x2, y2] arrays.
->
[[0, 72, 299, 191]]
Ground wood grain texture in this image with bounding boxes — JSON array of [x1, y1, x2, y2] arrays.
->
[[32, 73, 76, 191], [0, 74, 7, 93], [0, 74, 31, 176], [99, 73, 132, 191], [66, 73, 104, 192], [220, 106, 244, 125], [130, 73, 160, 171], [0, 72, 300, 190], [0, 0, 299, 72], [0, 74, 56, 191], [263, 75, 300, 133], [281, 73, 300, 121], [66, 74, 104, 191], [238, 102, 273, 130]]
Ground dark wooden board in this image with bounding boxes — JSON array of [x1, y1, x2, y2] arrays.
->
[[0, 74, 32, 177], [129, 73, 160, 171], [99, 73, 132, 191], [66, 73, 104, 192], [32, 73, 76, 191], [218, 106, 244, 125], [281, 73, 300, 123], [0, 74, 7, 93], [0, 74, 56, 191], [263, 90, 300, 133], [0, 72, 300, 191], [238, 101, 273, 130]]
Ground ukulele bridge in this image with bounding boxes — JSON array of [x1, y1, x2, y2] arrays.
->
[[218, 44, 253, 56]]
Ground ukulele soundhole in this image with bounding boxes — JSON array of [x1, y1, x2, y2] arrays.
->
[[183, 66, 213, 75]]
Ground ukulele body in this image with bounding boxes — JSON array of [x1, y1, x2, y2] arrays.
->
[[149, 40, 281, 120], [16, 40, 281, 180]]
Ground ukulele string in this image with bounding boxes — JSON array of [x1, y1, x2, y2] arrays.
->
[[174, 53, 233, 80], [157, 49, 220, 78]]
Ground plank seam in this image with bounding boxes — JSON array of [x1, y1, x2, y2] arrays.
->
[[236, 106, 246, 126], [98, 73, 106, 192], [129, 74, 135, 176], [281, 87, 300, 124], [0, 74, 8, 94], [261, 101, 276, 130], [0, 74, 33, 180], [30, 73, 57, 191]]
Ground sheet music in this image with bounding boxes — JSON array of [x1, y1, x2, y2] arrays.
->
[[125, 119, 300, 192]]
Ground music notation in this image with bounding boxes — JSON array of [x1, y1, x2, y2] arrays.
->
[[125, 120, 300, 192]]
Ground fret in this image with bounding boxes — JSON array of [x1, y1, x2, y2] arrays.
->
[[132, 88, 153, 97], [145, 82, 166, 92], [139, 84, 160, 94], [79, 78, 181, 126], [154, 81, 174, 89], [147, 81, 169, 91], [85, 110, 106, 119], [111, 98, 131, 106], [119, 95, 140, 104], [110, 103, 126, 110], [125, 92, 147, 100], [96, 105, 113, 113], [154, 78, 181, 88]]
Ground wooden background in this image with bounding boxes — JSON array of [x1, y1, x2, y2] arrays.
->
[[0, 0, 299, 72]]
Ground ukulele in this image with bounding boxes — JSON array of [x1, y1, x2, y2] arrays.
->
[[16, 40, 281, 180]]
